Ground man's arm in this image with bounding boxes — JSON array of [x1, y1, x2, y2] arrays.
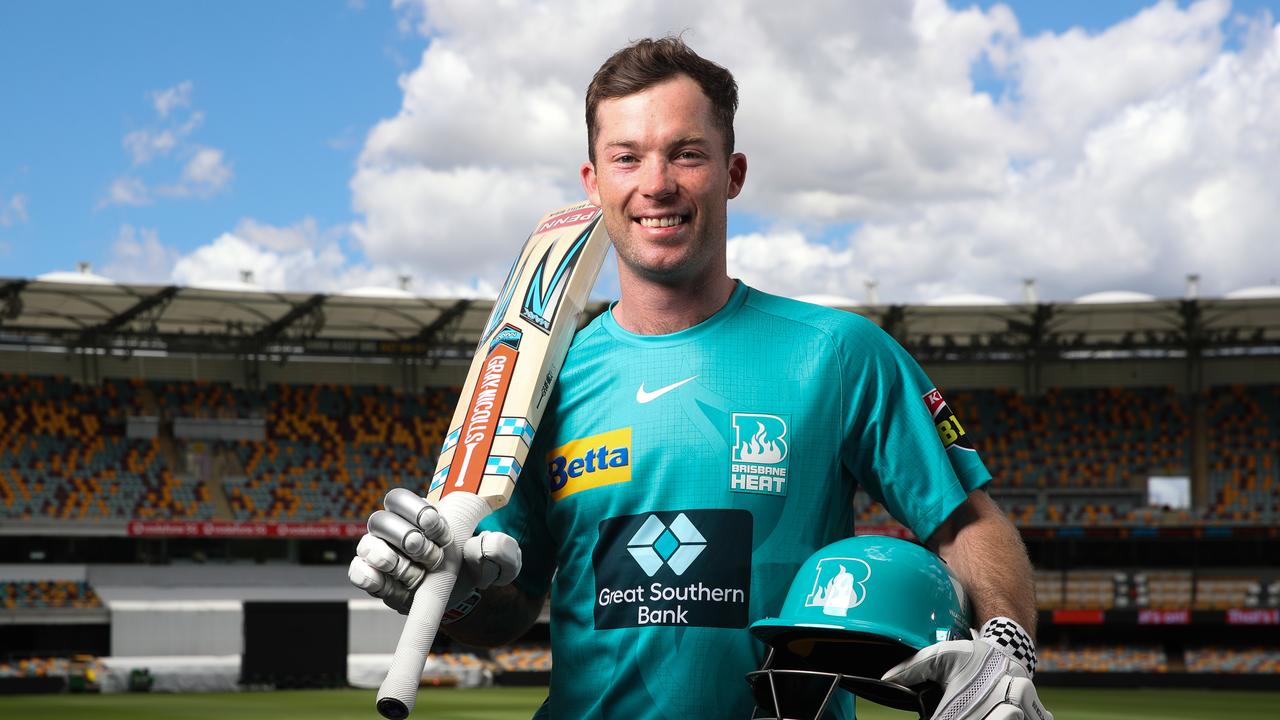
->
[[443, 583, 545, 647], [926, 489, 1036, 638], [882, 489, 1052, 720]]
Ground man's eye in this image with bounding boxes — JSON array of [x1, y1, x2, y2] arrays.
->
[[615, 154, 637, 164], [677, 151, 704, 161]]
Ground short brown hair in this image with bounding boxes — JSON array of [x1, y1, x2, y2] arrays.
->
[[585, 37, 739, 162]]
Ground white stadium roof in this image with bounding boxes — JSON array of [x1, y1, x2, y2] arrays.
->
[[2, 277, 1279, 362], [926, 293, 1010, 307], [1226, 285, 1280, 300], [794, 293, 859, 307], [1074, 290, 1157, 304]]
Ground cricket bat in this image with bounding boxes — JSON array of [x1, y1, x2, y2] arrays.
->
[[376, 200, 611, 719]]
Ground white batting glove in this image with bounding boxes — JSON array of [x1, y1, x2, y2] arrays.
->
[[346, 488, 521, 621], [881, 617, 1052, 720]]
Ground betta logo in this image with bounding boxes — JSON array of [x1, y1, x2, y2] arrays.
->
[[547, 427, 632, 501], [729, 413, 791, 497]]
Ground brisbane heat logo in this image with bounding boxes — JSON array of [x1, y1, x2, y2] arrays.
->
[[804, 557, 872, 617], [729, 413, 790, 497]]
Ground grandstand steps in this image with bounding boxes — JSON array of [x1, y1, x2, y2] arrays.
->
[[158, 436, 184, 475], [137, 385, 160, 418], [203, 447, 236, 521]]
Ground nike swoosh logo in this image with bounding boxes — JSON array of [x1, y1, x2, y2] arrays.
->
[[636, 376, 698, 404]]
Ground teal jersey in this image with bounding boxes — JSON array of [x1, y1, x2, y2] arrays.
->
[[480, 282, 990, 719]]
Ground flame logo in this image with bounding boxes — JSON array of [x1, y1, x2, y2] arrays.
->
[[731, 413, 789, 465], [737, 422, 784, 463]]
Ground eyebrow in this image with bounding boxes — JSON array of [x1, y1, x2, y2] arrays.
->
[[602, 136, 713, 152]]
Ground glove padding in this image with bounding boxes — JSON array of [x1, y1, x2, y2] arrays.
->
[[347, 488, 521, 617], [881, 619, 1052, 720]]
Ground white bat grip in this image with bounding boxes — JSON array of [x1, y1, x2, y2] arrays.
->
[[376, 491, 492, 719]]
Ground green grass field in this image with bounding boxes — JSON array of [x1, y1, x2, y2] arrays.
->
[[0, 686, 1276, 719]]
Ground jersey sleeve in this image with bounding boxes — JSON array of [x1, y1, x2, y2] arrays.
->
[[837, 318, 992, 542], [476, 427, 557, 600]]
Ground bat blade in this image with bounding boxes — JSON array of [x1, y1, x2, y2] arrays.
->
[[375, 201, 610, 719]]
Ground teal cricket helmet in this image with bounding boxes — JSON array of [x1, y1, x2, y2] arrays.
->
[[746, 535, 972, 719]]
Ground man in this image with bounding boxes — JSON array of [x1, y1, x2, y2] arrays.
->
[[350, 37, 1048, 719]]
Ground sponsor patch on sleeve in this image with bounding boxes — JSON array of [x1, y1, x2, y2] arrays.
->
[[922, 388, 975, 451]]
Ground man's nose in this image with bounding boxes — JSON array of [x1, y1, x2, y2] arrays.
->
[[640, 159, 675, 199]]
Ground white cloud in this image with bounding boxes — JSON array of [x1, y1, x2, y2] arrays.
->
[[727, 229, 861, 300], [233, 217, 324, 253], [102, 82, 231, 207], [151, 80, 194, 118], [99, 216, 487, 297], [0, 193, 28, 226], [171, 232, 348, 292], [340, 0, 1280, 302], [99, 177, 150, 208], [100, 225, 180, 284], [163, 146, 233, 196], [123, 129, 178, 165]]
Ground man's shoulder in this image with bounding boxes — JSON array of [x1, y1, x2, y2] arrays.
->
[[740, 285, 884, 343]]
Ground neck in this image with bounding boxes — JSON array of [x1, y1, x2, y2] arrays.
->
[[612, 267, 737, 335]]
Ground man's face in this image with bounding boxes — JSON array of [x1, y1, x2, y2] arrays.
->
[[581, 74, 747, 285]]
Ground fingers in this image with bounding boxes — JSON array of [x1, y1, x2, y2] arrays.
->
[[881, 641, 954, 685], [979, 706, 1024, 720], [357, 534, 426, 590], [463, 531, 523, 589], [1007, 677, 1052, 720], [347, 557, 413, 614], [384, 488, 451, 545]]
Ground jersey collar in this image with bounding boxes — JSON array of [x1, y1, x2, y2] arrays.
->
[[601, 281, 750, 348]]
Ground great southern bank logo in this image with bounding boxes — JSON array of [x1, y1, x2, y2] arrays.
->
[[626, 513, 707, 577], [594, 509, 752, 629], [730, 412, 791, 497]]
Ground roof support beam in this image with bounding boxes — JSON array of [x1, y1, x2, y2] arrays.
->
[[411, 299, 471, 346], [245, 294, 328, 353], [73, 285, 179, 347], [0, 280, 27, 322]]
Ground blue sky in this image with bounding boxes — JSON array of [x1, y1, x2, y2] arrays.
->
[[0, 0, 418, 277], [2, 1, 1278, 302]]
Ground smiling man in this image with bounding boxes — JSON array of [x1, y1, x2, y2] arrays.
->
[[351, 37, 1049, 720]]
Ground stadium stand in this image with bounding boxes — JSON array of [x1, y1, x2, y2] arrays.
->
[[0, 375, 212, 522], [1038, 646, 1167, 673], [222, 383, 456, 521], [0, 656, 100, 679], [1138, 570, 1194, 609], [1, 580, 102, 610], [492, 646, 553, 673], [953, 386, 1190, 491], [1206, 384, 1280, 522], [1185, 648, 1280, 674], [1, 281, 1277, 694], [6, 373, 1280, 527]]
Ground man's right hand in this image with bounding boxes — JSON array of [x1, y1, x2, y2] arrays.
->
[[347, 488, 522, 618]]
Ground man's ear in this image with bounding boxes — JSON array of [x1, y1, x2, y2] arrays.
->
[[581, 161, 601, 207], [727, 152, 748, 199]]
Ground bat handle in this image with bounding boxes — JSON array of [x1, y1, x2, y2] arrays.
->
[[376, 491, 492, 719]]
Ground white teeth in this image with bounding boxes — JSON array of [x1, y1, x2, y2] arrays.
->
[[638, 216, 684, 228]]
